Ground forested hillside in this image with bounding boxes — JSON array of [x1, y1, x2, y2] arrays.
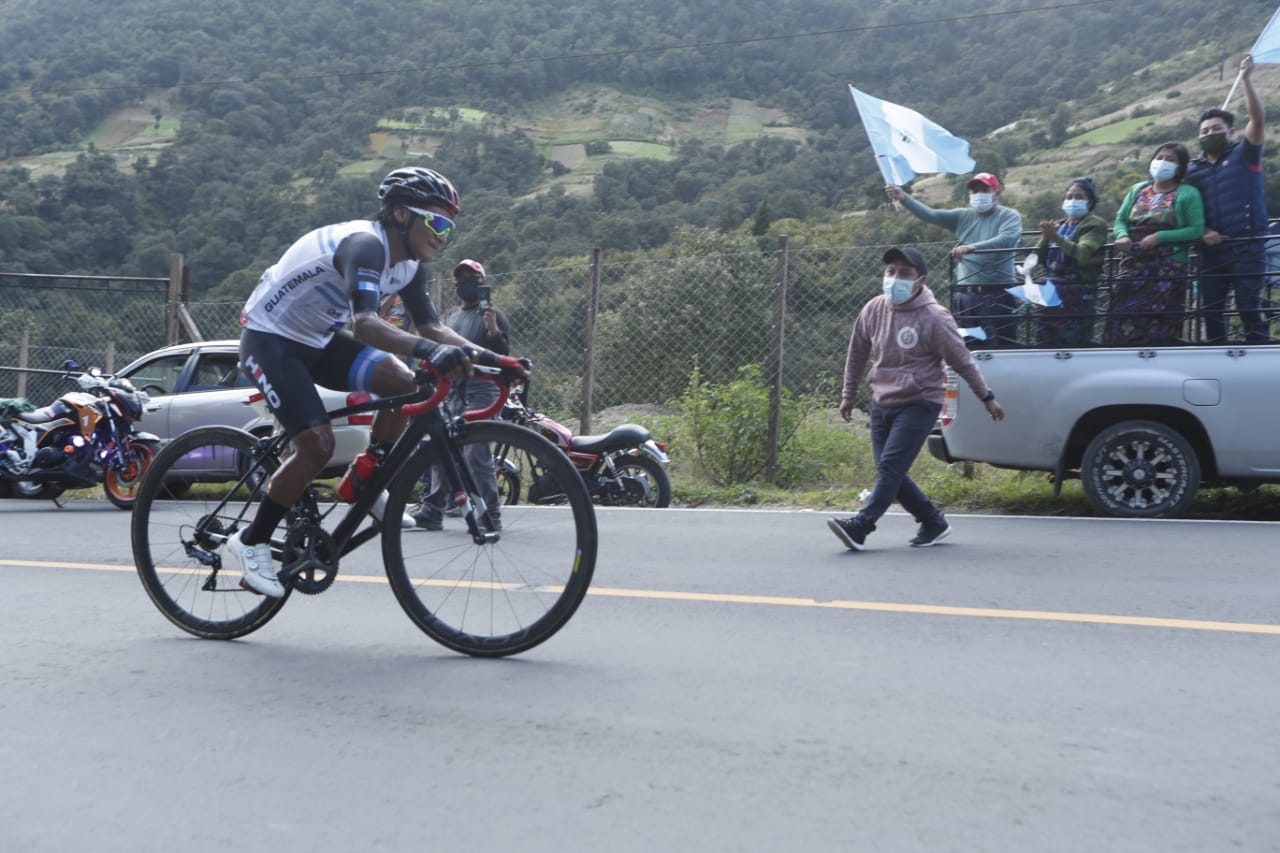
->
[[0, 0, 1276, 294]]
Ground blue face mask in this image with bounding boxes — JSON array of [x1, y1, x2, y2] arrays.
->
[[882, 275, 917, 304], [1061, 199, 1089, 220], [1149, 159, 1178, 183]]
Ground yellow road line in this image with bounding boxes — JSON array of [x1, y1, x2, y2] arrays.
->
[[4, 558, 1278, 635]]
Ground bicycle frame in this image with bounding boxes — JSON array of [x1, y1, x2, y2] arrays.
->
[[220, 367, 516, 581]]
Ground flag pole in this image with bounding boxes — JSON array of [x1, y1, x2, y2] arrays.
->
[[1222, 67, 1245, 110], [876, 156, 904, 211]]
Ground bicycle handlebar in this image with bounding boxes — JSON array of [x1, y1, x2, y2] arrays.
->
[[399, 355, 529, 419]]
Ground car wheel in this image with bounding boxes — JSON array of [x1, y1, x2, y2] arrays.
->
[[1081, 420, 1200, 518]]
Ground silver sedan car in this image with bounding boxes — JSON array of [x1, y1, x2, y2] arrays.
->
[[117, 340, 371, 476]]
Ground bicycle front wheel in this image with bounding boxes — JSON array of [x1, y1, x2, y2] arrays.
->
[[382, 420, 597, 657], [131, 427, 289, 639]]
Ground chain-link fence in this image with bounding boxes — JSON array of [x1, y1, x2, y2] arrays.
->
[[0, 272, 173, 403], [172, 239, 954, 422], [5, 236, 1277, 422]]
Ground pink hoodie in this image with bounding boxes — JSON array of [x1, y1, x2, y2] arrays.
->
[[841, 286, 992, 407]]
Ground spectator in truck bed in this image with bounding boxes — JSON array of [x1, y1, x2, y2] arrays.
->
[[1184, 54, 1271, 344], [886, 172, 1023, 347], [1107, 143, 1204, 346], [1025, 176, 1110, 347]]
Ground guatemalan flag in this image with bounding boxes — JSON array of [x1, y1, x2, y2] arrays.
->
[[1005, 260, 1063, 308], [849, 85, 976, 185]]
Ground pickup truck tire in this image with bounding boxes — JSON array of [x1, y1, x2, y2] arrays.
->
[[1081, 420, 1200, 518]]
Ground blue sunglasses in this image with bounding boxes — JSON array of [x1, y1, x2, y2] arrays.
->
[[407, 207, 455, 238]]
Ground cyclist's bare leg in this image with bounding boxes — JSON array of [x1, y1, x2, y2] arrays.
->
[[367, 356, 418, 443], [265, 423, 335, 507]]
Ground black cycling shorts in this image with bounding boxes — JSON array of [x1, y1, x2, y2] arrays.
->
[[239, 329, 392, 436]]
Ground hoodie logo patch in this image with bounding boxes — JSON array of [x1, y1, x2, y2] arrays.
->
[[897, 326, 919, 349]]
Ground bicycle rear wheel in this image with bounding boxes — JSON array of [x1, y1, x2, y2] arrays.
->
[[382, 420, 597, 657], [131, 426, 289, 639]]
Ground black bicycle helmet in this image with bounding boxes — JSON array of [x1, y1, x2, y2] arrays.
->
[[377, 167, 461, 216]]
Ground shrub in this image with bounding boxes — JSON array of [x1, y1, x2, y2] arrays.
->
[[662, 362, 871, 489]]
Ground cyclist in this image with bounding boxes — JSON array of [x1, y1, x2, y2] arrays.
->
[[234, 166, 494, 598]]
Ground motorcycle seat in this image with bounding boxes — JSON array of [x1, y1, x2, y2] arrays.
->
[[569, 424, 652, 454], [14, 402, 71, 424]]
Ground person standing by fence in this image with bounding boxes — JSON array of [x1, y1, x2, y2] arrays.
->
[[413, 259, 512, 531]]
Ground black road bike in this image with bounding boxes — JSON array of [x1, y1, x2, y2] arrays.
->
[[130, 359, 597, 657]]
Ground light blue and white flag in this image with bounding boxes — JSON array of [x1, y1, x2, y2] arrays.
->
[[1223, 5, 1280, 106], [958, 326, 989, 341], [849, 85, 976, 185], [1006, 280, 1062, 308], [1250, 5, 1280, 64], [1005, 258, 1063, 307]]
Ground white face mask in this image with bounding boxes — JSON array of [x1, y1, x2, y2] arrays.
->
[[968, 192, 994, 213], [1149, 159, 1178, 183], [882, 275, 917, 304], [1061, 199, 1089, 219]]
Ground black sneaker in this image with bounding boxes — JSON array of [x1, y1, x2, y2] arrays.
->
[[909, 519, 952, 548], [827, 517, 870, 551]]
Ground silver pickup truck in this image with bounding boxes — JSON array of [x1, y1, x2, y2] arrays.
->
[[927, 344, 1280, 517]]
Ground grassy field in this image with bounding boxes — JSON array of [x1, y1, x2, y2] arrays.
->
[[1062, 116, 1159, 147], [9, 84, 806, 185]]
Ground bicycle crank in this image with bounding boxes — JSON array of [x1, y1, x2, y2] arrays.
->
[[280, 522, 340, 595]]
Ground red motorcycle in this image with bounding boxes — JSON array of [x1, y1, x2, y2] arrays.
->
[[495, 389, 671, 508]]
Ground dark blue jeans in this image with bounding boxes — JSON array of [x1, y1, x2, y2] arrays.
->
[[1199, 246, 1268, 344], [855, 399, 945, 529]]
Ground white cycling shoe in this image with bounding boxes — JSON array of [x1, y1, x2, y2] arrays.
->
[[370, 490, 415, 530], [230, 534, 285, 598]]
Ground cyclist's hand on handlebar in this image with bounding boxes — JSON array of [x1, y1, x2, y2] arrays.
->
[[430, 345, 471, 380], [414, 338, 471, 381], [466, 347, 529, 380]]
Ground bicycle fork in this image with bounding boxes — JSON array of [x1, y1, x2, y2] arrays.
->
[[426, 413, 500, 545]]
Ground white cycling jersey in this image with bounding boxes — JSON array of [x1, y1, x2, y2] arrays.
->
[[241, 220, 422, 348]]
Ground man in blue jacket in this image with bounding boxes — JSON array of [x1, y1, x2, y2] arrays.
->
[[1185, 54, 1271, 343]]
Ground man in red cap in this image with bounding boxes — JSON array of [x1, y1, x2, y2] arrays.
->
[[886, 172, 1023, 346], [412, 258, 512, 531]]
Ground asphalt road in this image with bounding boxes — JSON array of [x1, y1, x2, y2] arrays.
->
[[1, 499, 1277, 853]]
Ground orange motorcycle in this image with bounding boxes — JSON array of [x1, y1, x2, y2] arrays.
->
[[0, 361, 160, 508]]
